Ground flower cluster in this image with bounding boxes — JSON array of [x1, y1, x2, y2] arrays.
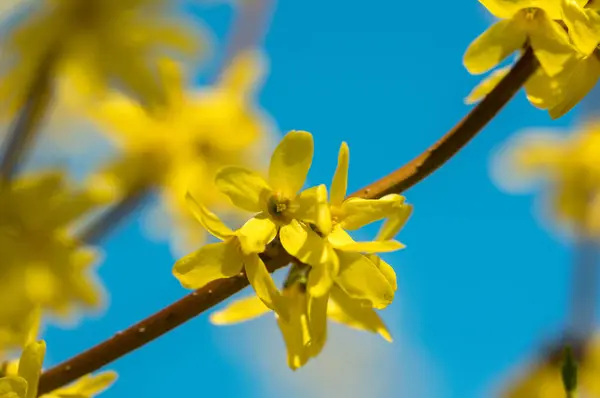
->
[[464, 0, 600, 119], [173, 130, 412, 369]]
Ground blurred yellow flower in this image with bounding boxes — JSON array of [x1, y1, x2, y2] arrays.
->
[[501, 336, 600, 397], [0, 170, 108, 347], [494, 121, 600, 236], [90, 51, 270, 254], [0, 0, 204, 116]]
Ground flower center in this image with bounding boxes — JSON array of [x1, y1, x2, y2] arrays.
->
[[267, 194, 291, 222]]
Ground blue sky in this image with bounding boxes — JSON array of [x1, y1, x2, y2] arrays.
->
[[39, 1, 594, 397]]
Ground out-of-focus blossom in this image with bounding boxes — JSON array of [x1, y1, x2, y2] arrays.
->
[[0, 0, 205, 117], [500, 336, 600, 397], [492, 121, 600, 236], [0, 170, 109, 351], [88, 50, 272, 254]]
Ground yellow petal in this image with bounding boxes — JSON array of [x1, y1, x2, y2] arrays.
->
[[529, 13, 575, 77], [53, 371, 118, 396], [0, 376, 27, 397], [268, 130, 314, 197], [463, 19, 526, 75], [18, 341, 45, 398], [244, 254, 289, 321], [336, 252, 394, 309], [292, 184, 332, 236], [336, 240, 405, 253], [219, 50, 266, 96], [340, 196, 404, 230], [328, 286, 393, 342], [524, 68, 562, 109], [465, 66, 511, 105], [327, 224, 356, 247], [173, 241, 243, 289], [276, 304, 310, 371], [280, 220, 329, 268], [367, 254, 398, 291], [562, 0, 600, 55], [377, 199, 413, 241], [307, 293, 328, 357], [185, 192, 235, 241], [549, 55, 600, 118], [330, 142, 349, 206], [215, 166, 271, 213], [478, 0, 532, 18], [237, 215, 277, 254], [210, 295, 271, 325], [306, 245, 339, 297]]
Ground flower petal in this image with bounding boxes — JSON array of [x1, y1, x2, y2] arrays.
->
[[53, 372, 118, 396], [0, 376, 27, 397], [173, 241, 243, 289], [215, 166, 271, 213], [377, 200, 413, 241], [306, 245, 339, 297], [336, 240, 405, 253], [268, 130, 314, 197], [330, 142, 349, 206], [367, 254, 398, 291], [529, 13, 575, 77], [18, 341, 45, 398], [238, 214, 278, 254], [292, 184, 332, 236], [478, 0, 533, 18], [307, 293, 329, 357], [549, 55, 600, 119], [465, 66, 511, 105], [210, 295, 271, 325], [280, 220, 329, 268], [336, 252, 394, 309], [562, 0, 600, 55], [185, 192, 235, 240], [244, 254, 289, 321], [276, 290, 311, 371], [328, 286, 393, 342], [219, 50, 265, 96], [463, 19, 526, 75], [340, 196, 405, 231]]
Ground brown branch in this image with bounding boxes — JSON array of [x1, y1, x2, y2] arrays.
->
[[37, 48, 538, 395]]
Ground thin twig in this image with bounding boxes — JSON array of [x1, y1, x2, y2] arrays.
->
[[37, 48, 538, 395], [0, 54, 55, 184], [77, 187, 152, 245]]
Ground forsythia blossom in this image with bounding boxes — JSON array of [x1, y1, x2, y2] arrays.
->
[[89, 51, 271, 255], [173, 130, 412, 369], [494, 120, 600, 236], [464, 0, 600, 118], [0, 171, 108, 351]]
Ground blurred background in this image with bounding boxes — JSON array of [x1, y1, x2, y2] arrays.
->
[[1, 1, 595, 397]]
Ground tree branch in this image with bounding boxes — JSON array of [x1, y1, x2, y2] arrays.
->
[[37, 48, 538, 395]]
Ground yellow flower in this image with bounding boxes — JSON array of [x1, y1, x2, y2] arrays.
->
[[215, 130, 332, 259], [496, 122, 600, 236], [90, 51, 270, 254], [561, 0, 600, 55], [501, 336, 600, 397], [281, 141, 407, 307], [0, 171, 108, 341], [210, 281, 392, 371], [172, 193, 288, 319], [0, 0, 203, 115], [464, 0, 574, 77], [0, 340, 116, 398]]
